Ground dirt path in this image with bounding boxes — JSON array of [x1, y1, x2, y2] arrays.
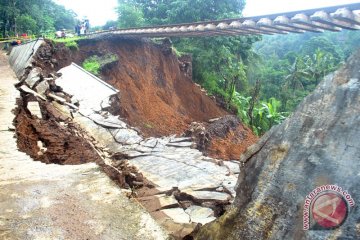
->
[[0, 52, 167, 240]]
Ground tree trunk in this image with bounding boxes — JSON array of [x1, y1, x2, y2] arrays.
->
[[248, 79, 261, 126]]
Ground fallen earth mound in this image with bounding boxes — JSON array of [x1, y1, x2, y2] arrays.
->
[[39, 36, 258, 160]]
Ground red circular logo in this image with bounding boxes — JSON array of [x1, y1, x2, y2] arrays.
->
[[311, 192, 348, 229]]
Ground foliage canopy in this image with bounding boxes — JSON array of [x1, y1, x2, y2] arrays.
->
[[0, 0, 76, 37], [115, 0, 360, 135]]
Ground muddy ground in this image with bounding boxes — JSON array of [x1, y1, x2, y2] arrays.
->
[[14, 96, 100, 165]]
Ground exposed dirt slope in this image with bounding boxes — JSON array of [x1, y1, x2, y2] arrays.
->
[[74, 37, 227, 137], [13, 96, 101, 165], [43, 37, 258, 159]]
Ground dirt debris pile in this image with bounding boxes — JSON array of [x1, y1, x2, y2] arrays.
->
[[184, 115, 258, 160], [26, 37, 257, 160], [44, 36, 257, 160]]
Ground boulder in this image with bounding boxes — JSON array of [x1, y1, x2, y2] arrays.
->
[[195, 51, 360, 239]]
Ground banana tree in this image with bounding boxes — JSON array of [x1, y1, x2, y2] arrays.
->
[[285, 57, 310, 92]]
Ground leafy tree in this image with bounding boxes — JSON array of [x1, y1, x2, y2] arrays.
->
[[253, 31, 358, 113], [117, 1, 144, 28], [284, 57, 310, 92], [233, 93, 287, 135], [301, 36, 341, 62], [0, 0, 76, 36], [16, 14, 37, 34], [114, 0, 359, 134], [305, 49, 337, 84], [103, 20, 118, 30]]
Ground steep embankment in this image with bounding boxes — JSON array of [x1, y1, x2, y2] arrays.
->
[[41, 37, 257, 160], [78, 37, 226, 137]]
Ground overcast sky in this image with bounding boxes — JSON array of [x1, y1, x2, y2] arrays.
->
[[54, 0, 360, 26]]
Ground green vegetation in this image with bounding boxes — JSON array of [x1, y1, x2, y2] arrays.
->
[[253, 31, 360, 113], [82, 54, 119, 76], [53, 36, 83, 43], [144, 123, 154, 129], [115, 0, 360, 135], [83, 57, 101, 75], [64, 40, 79, 51], [0, 0, 76, 37]]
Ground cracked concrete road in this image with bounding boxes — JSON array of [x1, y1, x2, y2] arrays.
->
[[0, 52, 168, 240]]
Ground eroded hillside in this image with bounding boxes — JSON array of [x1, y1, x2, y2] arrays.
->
[[35, 37, 257, 160]]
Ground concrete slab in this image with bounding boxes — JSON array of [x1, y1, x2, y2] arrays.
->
[[182, 190, 231, 202], [56, 63, 119, 113], [185, 206, 216, 225], [27, 101, 42, 119], [161, 208, 190, 224], [9, 39, 45, 78]]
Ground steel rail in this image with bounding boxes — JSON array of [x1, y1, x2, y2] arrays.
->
[[86, 3, 360, 38]]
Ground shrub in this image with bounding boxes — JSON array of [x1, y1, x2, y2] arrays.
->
[[83, 57, 101, 75], [64, 40, 78, 51], [82, 54, 118, 76]]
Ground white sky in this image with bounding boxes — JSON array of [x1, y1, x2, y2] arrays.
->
[[242, 0, 360, 16], [54, 0, 360, 26]]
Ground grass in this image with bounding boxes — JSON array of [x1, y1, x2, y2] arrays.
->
[[171, 46, 187, 57], [52, 36, 84, 51], [83, 56, 101, 75], [64, 40, 79, 51], [82, 54, 118, 76], [52, 36, 83, 43], [144, 123, 153, 129]]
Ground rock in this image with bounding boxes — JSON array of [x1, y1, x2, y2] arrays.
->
[[36, 140, 47, 155], [89, 113, 127, 129], [110, 128, 142, 145], [166, 142, 194, 148], [157, 194, 179, 209], [27, 101, 42, 119], [222, 161, 240, 174], [195, 50, 360, 239], [25, 75, 41, 89], [169, 137, 193, 143], [19, 85, 46, 101], [183, 190, 231, 202], [35, 80, 49, 96], [185, 206, 216, 225], [140, 138, 158, 148], [221, 176, 238, 197], [208, 118, 220, 123], [161, 208, 190, 224]]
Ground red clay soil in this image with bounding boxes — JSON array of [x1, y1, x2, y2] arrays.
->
[[66, 37, 226, 137], [46, 37, 258, 160], [208, 125, 258, 160], [184, 115, 258, 160], [13, 96, 102, 165]]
